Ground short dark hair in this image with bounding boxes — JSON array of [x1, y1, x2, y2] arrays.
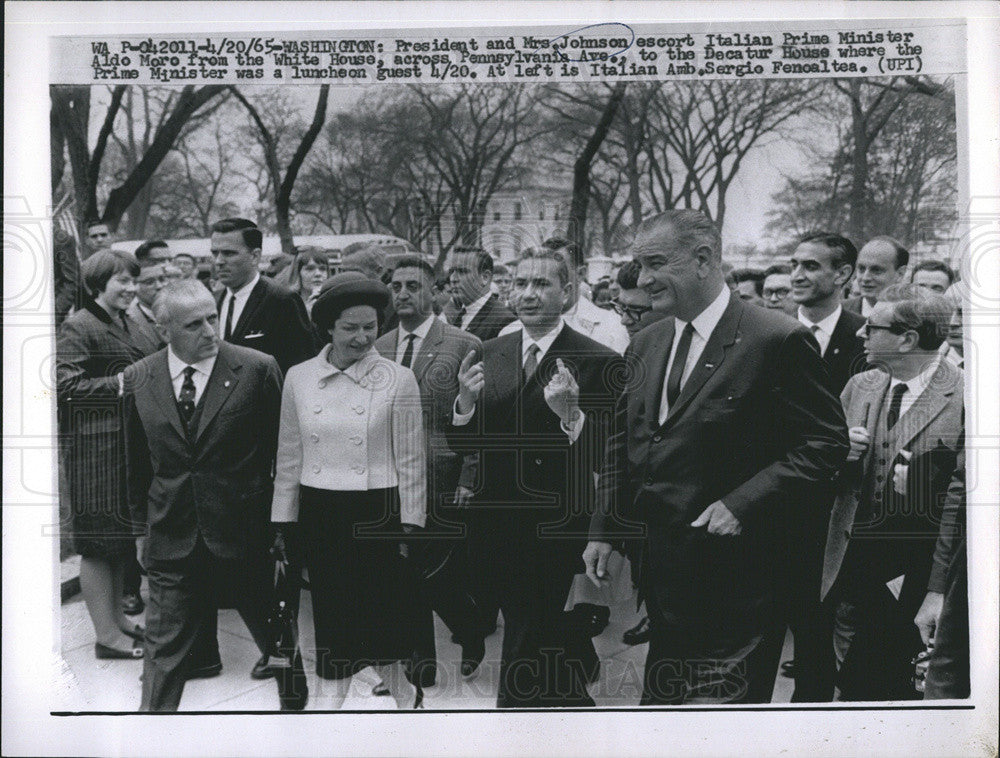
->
[[541, 237, 582, 266], [295, 247, 331, 275], [798, 232, 859, 275], [134, 240, 169, 262], [912, 259, 955, 286], [391, 255, 436, 282], [517, 246, 571, 287], [591, 280, 611, 299], [81, 249, 139, 295], [452, 248, 494, 277], [866, 235, 910, 269], [732, 268, 765, 295], [85, 219, 108, 232], [763, 262, 792, 278], [493, 262, 510, 276], [616, 259, 642, 290], [211, 218, 263, 251]]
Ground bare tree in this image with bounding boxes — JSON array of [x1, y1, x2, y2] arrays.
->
[[51, 84, 227, 234], [230, 85, 330, 255]]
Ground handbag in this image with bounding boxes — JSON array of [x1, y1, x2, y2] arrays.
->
[[265, 554, 309, 711]]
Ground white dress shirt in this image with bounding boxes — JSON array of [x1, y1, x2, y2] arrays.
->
[[460, 290, 494, 329], [658, 285, 731, 426], [453, 320, 585, 441], [166, 346, 217, 405], [889, 356, 941, 419], [798, 304, 843, 357], [395, 315, 436, 364], [861, 298, 874, 317], [219, 273, 260, 336]]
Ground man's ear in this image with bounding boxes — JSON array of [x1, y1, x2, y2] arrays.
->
[[155, 321, 170, 344], [835, 264, 855, 289]]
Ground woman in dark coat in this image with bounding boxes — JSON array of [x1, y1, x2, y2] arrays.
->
[[57, 249, 147, 659]]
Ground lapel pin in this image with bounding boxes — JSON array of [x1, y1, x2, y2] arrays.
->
[[224, 380, 230, 387], [704, 363, 715, 369], [833, 348, 840, 355]]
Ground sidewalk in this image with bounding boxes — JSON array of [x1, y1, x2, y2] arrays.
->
[[57, 562, 793, 711]]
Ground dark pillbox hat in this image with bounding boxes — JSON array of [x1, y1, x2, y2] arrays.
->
[[311, 271, 390, 332]]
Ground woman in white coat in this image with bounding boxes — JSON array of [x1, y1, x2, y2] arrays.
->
[[271, 272, 427, 709]]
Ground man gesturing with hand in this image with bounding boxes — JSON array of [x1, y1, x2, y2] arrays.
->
[[584, 210, 848, 705], [450, 247, 622, 708]]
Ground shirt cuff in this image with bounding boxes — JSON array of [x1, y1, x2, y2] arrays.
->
[[452, 398, 475, 426], [560, 408, 585, 443], [118, 372, 124, 397]]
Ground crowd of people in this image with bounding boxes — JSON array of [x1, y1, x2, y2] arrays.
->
[[56, 211, 968, 710]]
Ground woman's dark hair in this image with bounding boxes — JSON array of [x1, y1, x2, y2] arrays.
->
[[81, 249, 140, 296]]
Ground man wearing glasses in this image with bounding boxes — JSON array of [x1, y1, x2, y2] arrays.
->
[[611, 260, 667, 339], [821, 284, 964, 701]]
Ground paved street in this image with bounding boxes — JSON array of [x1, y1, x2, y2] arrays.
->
[[57, 570, 793, 711]]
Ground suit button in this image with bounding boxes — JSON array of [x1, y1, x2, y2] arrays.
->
[[310, 433, 319, 443], [652, 434, 662, 443], [319, 380, 327, 389], [313, 405, 322, 413], [351, 436, 363, 445], [882, 442, 890, 449], [876, 475, 883, 482], [535, 458, 542, 465], [874, 492, 883, 501], [879, 458, 886, 466], [354, 405, 365, 414], [645, 476, 654, 485], [312, 465, 321, 473], [354, 466, 365, 474]]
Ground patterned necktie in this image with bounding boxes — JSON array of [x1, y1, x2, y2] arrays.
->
[[666, 322, 695, 408], [179, 366, 196, 431], [400, 333, 416, 368], [886, 382, 908, 429], [223, 294, 236, 340], [450, 304, 467, 328], [523, 343, 540, 383]]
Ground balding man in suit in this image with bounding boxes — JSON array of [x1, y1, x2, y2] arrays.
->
[[125, 280, 286, 710], [585, 210, 848, 705]]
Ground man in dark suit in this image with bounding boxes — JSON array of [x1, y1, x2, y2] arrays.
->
[[780, 232, 868, 699], [124, 280, 284, 711], [374, 256, 486, 686], [211, 217, 315, 375], [447, 248, 516, 341], [209, 217, 315, 678], [584, 209, 849, 705], [453, 247, 623, 708], [822, 285, 963, 701]]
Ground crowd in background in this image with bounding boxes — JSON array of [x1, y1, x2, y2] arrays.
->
[[55, 211, 969, 710]]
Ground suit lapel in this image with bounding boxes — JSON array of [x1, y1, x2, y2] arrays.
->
[[486, 331, 521, 408], [148, 351, 188, 442], [412, 319, 444, 383], [662, 298, 743, 428], [889, 362, 957, 457], [467, 294, 494, 335], [231, 279, 267, 339], [194, 347, 240, 443]]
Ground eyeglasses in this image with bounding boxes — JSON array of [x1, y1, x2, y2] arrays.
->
[[390, 281, 424, 293], [610, 298, 652, 322], [860, 321, 906, 338]]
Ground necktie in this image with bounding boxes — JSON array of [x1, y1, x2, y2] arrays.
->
[[179, 366, 196, 431], [119, 313, 131, 334], [523, 343, 540, 383], [400, 333, 416, 368], [886, 382, 908, 429], [809, 323, 825, 356], [666, 322, 695, 409], [223, 293, 236, 340], [450, 304, 467, 328]]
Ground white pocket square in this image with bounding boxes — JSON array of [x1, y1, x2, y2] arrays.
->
[[244, 331, 265, 339]]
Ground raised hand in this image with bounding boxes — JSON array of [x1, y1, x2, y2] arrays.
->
[[456, 349, 484, 414], [543, 358, 580, 426]]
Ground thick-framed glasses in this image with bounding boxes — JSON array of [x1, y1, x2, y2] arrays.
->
[[861, 321, 906, 338], [610, 299, 651, 322]]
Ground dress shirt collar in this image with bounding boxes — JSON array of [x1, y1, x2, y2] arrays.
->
[[463, 290, 493, 325], [889, 354, 940, 398], [675, 284, 730, 342], [226, 272, 260, 301], [166, 345, 217, 383], [400, 315, 435, 343], [521, 320, 565, 362], [316, 344, 381, 384], [798, 304, 842, 337]]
